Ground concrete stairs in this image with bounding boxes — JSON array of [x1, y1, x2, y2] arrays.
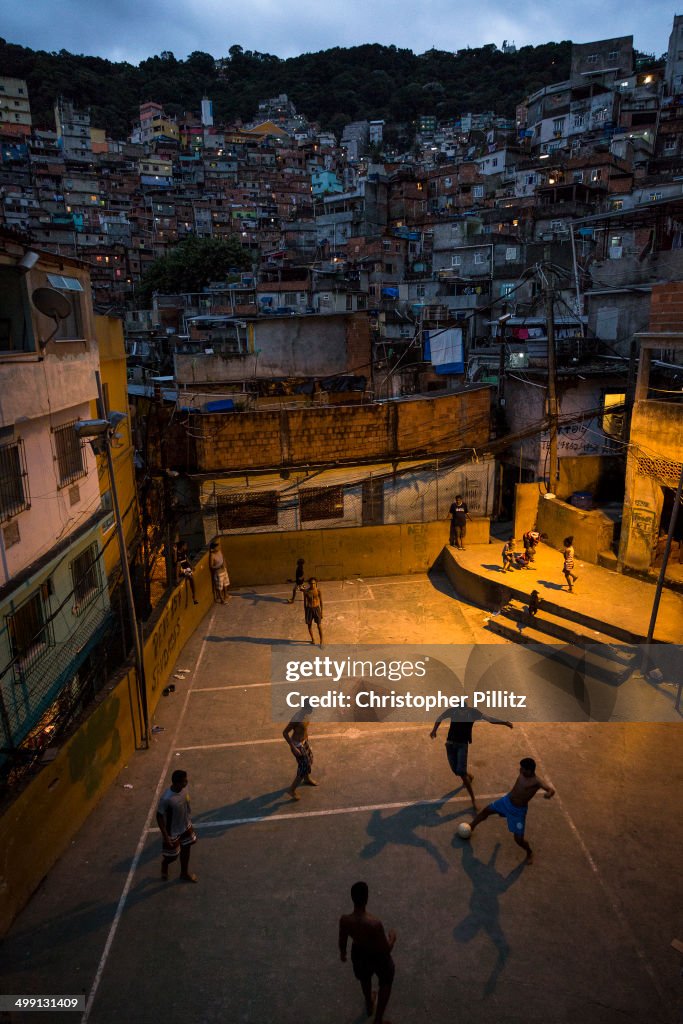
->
[[485, 596, 638, 685]]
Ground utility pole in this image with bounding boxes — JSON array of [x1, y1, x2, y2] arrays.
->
[[544, 283, 559, 491], [643, 464, 683, 711], [646, 463, 683, 645], [621, 337, 638, 443]]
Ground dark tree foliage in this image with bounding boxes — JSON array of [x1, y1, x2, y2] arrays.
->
[[137, 236, 252, 304], [0, 36, 571, 137]]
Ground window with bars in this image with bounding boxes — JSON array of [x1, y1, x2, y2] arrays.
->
[[7, 589, 53, 680], [457, 479, 483, 514], [54, 421, 86, 486], [300, 486, 344, 522], [71, 542, 101, 612], [0, 439, 30, 522], [217, 491, 278, 529]]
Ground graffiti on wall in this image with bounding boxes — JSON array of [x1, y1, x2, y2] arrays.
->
[[148, 582, 192, 693], [630, 507, 656, 537], [540, 418, 617, 456]]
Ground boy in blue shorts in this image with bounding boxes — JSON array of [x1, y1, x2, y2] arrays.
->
[[469, 757, 555, 864]]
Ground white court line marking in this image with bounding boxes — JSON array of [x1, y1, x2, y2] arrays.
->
[[193, 680, 353, 693], [518, 725, 671, 1018], [81, 609, 217, 1024], [193, 682, 273, 692], [176, 723, 427, 752], [143, 793, 502, 833]]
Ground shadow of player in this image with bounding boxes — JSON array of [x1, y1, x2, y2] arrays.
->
[[452, 840, 526, 995], [359, 792, 466, 874], [536, 579, 566, 591]]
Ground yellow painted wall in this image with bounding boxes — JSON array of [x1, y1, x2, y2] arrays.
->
[[0, 667, 139, 936], [93, 316, 139, 578], [219, 519, 490, 587], [536, 497, 615, 563], [620, 401, 683, 571], [143, 552, 213, 710], [0, 553, 213, 937], [513, 483, 542, 540], [556, 455, 621, 502]]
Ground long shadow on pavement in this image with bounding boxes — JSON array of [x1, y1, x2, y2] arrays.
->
[[2, 878, 166, 975], [451, 840, 526, 996], [536, 579, 566, 591], [359, 791, 469, 875], [192, 789, 291, 835], [232, 592, 288, 604], [204, 635, 312, 645]]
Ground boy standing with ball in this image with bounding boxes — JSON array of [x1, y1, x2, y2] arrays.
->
[[469, 757, 555, 864]]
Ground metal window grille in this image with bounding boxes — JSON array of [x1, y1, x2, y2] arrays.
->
[[0, 439, 30, 522], [217, 491, 278, 529], [300, 486, 344, 522], [71, 543, 101, 612], [7, 590, 53, 684], [54, 421, 86, 486]]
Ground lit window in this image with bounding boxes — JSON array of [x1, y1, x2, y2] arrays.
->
[[602, 393, 625, 438], [474, 252, 486, 264]]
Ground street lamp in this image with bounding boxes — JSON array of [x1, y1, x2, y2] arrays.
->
[[75, 408, 149, 746]]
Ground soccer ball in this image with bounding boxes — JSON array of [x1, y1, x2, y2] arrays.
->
[[457, 822, 472, 839]]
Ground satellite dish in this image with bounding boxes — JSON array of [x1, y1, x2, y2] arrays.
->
[[31, 288, 72, 347], [32, 287, 72, 321]]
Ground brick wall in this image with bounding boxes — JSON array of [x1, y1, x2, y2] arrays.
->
[[345, 312, 372, 376], [189, 387, 491, 472], [648, 281, 683, 332]]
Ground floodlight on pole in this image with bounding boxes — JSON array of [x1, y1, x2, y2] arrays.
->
[[75, 403, 149, 747]]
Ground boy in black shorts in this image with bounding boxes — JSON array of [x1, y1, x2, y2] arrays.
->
[[339, 881, 396, 1023]]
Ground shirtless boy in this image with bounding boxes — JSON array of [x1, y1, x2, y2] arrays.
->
[[339, 881, 396, 1023], [469, 757, 555, 864], [282, 700, 317, 800]]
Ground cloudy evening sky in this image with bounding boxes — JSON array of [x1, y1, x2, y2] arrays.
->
[[2, 1, 680, 63]]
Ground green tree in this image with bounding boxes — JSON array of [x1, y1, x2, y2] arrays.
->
[[138, 237, 252, 303]]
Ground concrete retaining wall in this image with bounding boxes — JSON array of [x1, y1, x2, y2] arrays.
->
[[220, 519, 490, 586], [442, 545, 518, 611], [513, 482, 542, 539], [536, 497, 615, 564]]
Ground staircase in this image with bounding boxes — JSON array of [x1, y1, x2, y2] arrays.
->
[[485, 596, 638, 685]]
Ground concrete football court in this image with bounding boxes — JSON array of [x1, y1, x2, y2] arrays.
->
[[2, 573, 682, 1024]]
